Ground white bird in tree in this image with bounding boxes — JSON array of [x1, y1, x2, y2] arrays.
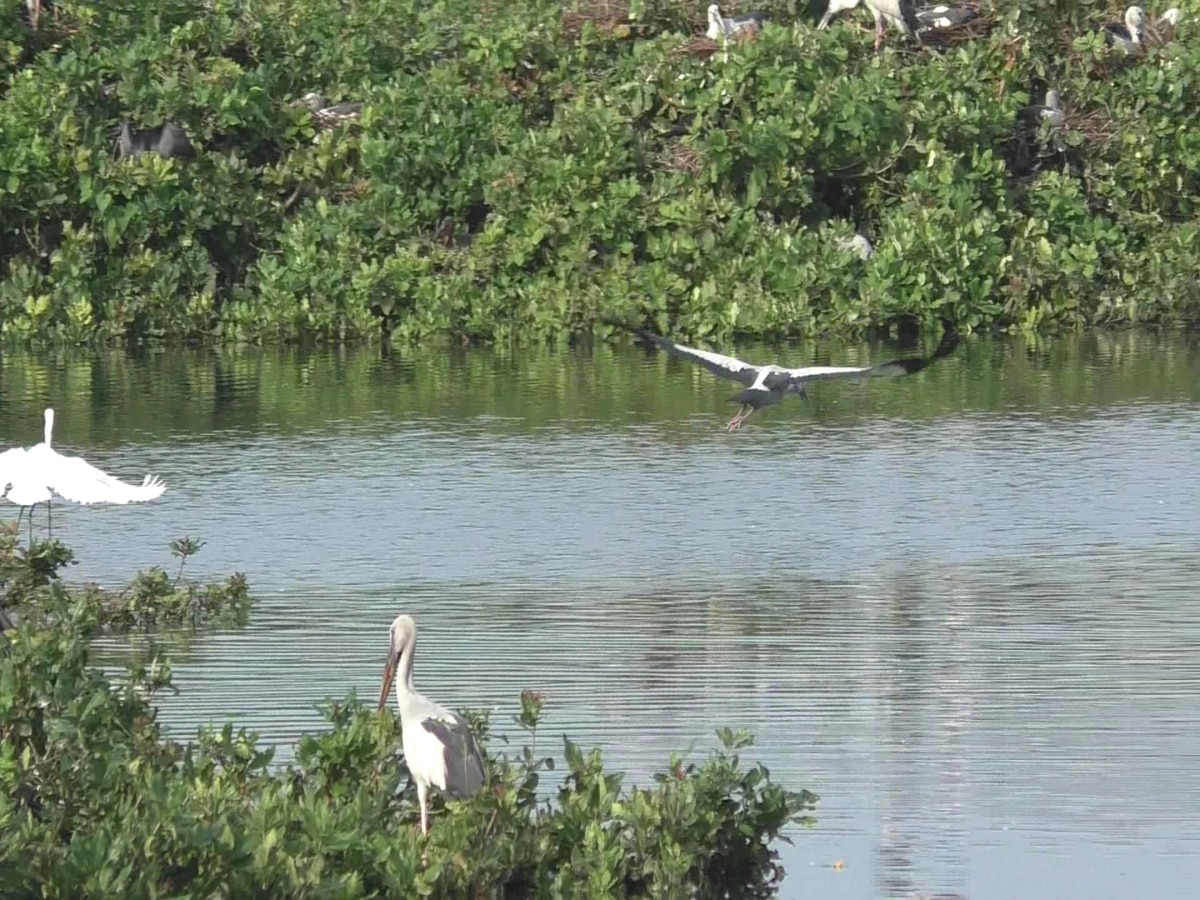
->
[[617, 321, 959, 431], [818, 0, 921, 52], [0, 408, 166, 539], [377, 614, 485, 836], [1100, 5, 1148, 53], [705, 4, 767, 41]]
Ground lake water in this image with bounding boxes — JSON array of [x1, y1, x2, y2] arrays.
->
[[2, 329, 1199, 899]]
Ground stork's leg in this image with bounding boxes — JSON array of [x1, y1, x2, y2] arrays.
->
[[726, 405, 753, 432], [417, 783, 429, 835], [46, 500, 52, 540], [874, 25, 885, 52]]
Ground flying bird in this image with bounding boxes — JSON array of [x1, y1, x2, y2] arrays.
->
[[616, 321, 959, 431], [377, 614, 485, 835], [0, 408, 167, 538]]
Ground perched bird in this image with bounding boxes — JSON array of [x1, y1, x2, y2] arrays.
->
[[615, 321, 959, 431], [377, 614, 485, 835], [915, 3, 979, 31], [1017, 89, 1066, 128], [115, 121, 195, 161], [838, 233, 875, 260], [1099, 5, 1148, 53], [0, 408, 167, 539], [706, 4, 767, 40], [818, 0, 921, 52], [293, 92, 364, 127], [1150, 7, 1181, 41]]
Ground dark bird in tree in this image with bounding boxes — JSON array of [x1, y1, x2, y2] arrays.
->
[[612, 319, 959, 431], [115, 121, 195, 161]]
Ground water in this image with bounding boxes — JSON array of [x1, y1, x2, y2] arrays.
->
[[2, 330, 1199, 899]]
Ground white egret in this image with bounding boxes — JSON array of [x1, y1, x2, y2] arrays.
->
[[0, 408, 167, 539], [377, 614, 485, 835]]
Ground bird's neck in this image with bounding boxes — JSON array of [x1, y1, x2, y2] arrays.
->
[[395, 645, 417, 700]]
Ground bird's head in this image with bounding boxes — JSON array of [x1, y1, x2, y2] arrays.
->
[[1162, 8, 1180, 27], [1127, 6, 1147, 32], [377, 613, 417, 710]]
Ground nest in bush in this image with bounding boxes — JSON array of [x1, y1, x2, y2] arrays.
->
[[1063, 106, 1125, 148], [561, 1, 634, 43], [1008, 96, 1127, 180], [672, 35, 722, 60], [655, 138, 703, 176], [918, 8, 997, 49], [1063, 11, 1180, 80]]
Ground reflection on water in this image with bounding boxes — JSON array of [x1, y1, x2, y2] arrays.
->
[[2, 330, 1199, 899]]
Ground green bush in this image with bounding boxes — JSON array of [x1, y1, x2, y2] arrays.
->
[[0, 556, 818, 897], [2, 0, 1199, 344]]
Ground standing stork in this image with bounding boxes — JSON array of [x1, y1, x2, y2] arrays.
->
[[377, 614, 485, 836], [818, 0, 920, 52], [615, 321, 959, 431]]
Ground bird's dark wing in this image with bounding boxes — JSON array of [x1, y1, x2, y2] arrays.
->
[[612, 323, 761, 386], [784, 324, 960, 386], [421, 715, 485, 799]]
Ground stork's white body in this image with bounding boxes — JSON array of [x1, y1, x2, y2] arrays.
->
[[378, 614, 485, 835], [819, 0, 920, 51]]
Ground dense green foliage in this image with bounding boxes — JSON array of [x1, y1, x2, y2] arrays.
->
[[0, 545, 817, 897], [0, 529, 251, 630], [1, 0, 1198, 344]]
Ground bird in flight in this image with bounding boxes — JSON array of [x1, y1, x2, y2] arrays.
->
[[614, 321, 959, 431]]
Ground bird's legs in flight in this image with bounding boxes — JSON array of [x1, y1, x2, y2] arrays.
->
[[726, 405, 754, 432]]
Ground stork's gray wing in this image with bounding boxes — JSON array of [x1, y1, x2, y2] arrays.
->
[[615, 323, 761, 386], [421, 715, 485, 799], [784, 325, 959, 386]]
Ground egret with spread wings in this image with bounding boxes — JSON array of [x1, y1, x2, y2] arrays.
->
[[0, 408, 167, 539], [617, 322, 959, 431]]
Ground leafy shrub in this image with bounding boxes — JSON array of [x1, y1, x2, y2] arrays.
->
[[2, 0, 1199, 344], [0, 579, 818, 897]]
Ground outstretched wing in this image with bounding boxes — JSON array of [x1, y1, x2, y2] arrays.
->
[[42, 451, 167, 505], [421, 713, 485, 799], [784, 326, 960, 386], [613, 322, 761, 386]]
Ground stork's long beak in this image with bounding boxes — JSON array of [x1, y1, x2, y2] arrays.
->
[[377, 649, 399, 711], [817, 12, 832, 30]]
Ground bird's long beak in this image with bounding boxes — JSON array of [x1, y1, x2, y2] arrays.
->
[[377, 649, 399, 711], [817, 12, 832, 30]]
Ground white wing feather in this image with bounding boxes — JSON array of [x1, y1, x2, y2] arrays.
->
[[36, 449, 167, 505]]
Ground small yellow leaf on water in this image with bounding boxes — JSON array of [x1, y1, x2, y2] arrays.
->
[[833, 859, 844, 871]]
